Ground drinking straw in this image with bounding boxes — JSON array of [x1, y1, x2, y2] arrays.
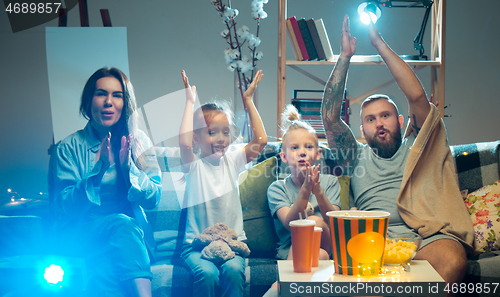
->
[[299, 212, 303, 220]]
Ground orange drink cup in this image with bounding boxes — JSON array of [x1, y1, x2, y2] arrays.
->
[[326, 210, 390, 276], [289, 219, 315, 273], [311, 227, 322, 267]]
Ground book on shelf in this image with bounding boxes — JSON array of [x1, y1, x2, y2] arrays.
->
[[287, 16, 309, 61], [313, 19, 334, 61], [341, 90, 350, 125], [285, 18, 302, 61], [297, 18, 318, 61], [306, 18, 327, 61]]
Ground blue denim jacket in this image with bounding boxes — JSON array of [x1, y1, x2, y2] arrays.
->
[[48, 122, 162, 255]]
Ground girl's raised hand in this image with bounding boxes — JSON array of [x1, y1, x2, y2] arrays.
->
[[302, 162, 319, 192], [243, 70, 263, 103], [182, 70, 196, 104], [310, 164, 323, 196]]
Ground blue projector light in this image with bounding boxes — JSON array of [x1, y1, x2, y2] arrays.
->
[[44, 264, 65, 285]]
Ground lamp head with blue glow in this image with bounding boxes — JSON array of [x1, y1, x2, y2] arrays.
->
[[358, 1, 382, 25]]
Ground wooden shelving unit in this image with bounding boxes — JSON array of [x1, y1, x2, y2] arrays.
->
[[277, 0, 446, 136]]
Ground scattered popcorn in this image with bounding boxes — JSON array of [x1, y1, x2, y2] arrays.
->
[[384, 239, 418, 264]]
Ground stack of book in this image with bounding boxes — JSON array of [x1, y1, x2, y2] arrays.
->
[[291, 90, 350, 140], [291, 98, 325, 139], [286, 17, 334, 61]]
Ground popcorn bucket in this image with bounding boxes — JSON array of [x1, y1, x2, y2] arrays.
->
[[326, 210, 390, 276]]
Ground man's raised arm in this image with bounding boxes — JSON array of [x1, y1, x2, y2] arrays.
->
[[322, 15, 359, 168], [368, 21, 430, 136]]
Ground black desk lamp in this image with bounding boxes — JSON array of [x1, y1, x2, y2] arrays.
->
[[357, 0, 434, 60]]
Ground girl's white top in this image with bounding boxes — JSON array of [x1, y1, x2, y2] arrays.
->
[[183, 145, 251, 243]]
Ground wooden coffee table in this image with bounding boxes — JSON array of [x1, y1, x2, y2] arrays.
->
[[278, 260, 445, 296]]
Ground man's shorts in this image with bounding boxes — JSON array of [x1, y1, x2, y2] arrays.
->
[[388, 225, 460, 250]]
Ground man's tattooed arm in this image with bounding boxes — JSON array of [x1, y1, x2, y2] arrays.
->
[[322, 57, 359, 169]]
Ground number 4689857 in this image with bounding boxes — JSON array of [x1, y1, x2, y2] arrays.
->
[[6, 2, 62, 14], [444, 282, 499, 295]]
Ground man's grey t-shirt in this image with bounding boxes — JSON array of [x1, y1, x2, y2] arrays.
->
[[350, 133, 416, 226]]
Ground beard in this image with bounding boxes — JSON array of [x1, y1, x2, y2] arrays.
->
[[366, 127, 402, 159]]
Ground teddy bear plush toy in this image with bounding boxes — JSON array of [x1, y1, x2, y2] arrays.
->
[[304, 202, 314, 217], [192, 222, 251, 265]]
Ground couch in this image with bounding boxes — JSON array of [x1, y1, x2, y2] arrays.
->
[[1, 141, 499, 297], [148, 140, 500, 297]]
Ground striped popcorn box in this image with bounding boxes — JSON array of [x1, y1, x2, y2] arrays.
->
[[326, 210, 390, 276]]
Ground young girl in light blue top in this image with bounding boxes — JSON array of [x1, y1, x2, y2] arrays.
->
[[264, 104, 341, 297]]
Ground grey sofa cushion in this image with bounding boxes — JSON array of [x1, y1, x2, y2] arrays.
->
[[462, 251, 500, 297], [146, 147, 186, 262], [451, 140, 500, 193]]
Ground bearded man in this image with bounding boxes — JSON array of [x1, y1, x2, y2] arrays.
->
[[322, 15, 473, 297]]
